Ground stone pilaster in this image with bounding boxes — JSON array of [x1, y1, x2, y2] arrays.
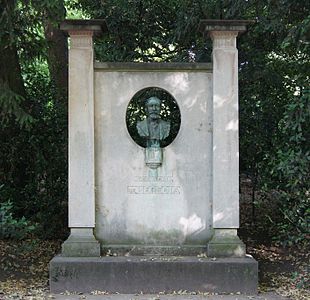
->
[[199, 20, 251, 257], [60, 20, 106, 257]]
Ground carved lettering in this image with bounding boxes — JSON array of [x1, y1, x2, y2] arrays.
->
[[53, 267, 79, 280], [134, 176, 174, 183], [127, 185, 180, 195]]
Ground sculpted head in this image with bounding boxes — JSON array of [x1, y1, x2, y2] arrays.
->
[[145, 97, 161, 120]]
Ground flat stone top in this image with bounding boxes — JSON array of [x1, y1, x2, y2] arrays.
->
[[199, 19, 254, 33], [60, 19, 107, 35], [51, 255, 257, 264], [94, 62, 212, 72]]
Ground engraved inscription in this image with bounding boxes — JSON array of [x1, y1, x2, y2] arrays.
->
[[135, 175, 173, 183], [127, 175, 181, 195], [127, 186, 180, 195], [52, 267, 79, 282]]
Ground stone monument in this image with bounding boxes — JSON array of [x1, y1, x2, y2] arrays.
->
[[50, 19, 258, 294]]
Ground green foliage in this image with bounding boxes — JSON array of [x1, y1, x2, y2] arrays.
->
[[0, 0, 69, 239], [77, 0, 211, 62], [0, 199, 35, 239], [0, 58, 68, 239], [266, 90, 310, 245], [233, 1, 310, 245], [0, 84, 33, 128]]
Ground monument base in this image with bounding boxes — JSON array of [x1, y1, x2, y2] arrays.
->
[[49, 255, 258, 294]]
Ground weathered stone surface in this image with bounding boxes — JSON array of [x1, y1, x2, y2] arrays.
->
[[67, 31, 95, 228], [50, 256, 258, 294], [94, 68, 213, 246], [62, 229, 100, 257], [100, 245, 208, 256], [211, 31, 240, 229], [207, 229, 246, 257]]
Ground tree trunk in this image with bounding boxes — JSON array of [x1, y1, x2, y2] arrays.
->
[[0, 0, 26, 97], [44, 2, 68, 102], [0, 42, 26, 97]]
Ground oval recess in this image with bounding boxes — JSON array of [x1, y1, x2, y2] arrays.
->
[[126, 87, 181, 148]]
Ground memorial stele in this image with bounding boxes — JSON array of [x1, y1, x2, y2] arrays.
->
[[50, 19, 258, 294]]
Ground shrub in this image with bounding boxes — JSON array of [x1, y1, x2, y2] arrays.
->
[[0, 199, 36, 239]]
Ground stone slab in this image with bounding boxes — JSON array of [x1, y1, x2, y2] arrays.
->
[[198, 20, 254, 34], [50, 256, 258, 294], [94, 62, 212, 71], [60, 19, 107, 35], [94, 69, 214, 245]]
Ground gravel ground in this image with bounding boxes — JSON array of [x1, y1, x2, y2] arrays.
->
[[47, 291, 288, 300]]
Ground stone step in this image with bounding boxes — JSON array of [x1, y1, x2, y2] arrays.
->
[[50, 255, 258, 294]]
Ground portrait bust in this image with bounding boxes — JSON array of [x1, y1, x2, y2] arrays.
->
[[136, 96, 170, 148]]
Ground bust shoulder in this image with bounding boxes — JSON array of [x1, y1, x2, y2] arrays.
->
[[159, 119, 170, 139], [136, 119, 148, 137]]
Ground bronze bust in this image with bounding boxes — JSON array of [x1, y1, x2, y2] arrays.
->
[[136, 96, 170, 148]]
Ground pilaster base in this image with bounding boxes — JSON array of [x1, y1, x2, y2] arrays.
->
[[208, 229, 246, 257], [61, 228, 100, 257]]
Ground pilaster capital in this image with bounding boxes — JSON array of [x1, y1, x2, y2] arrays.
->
[[60, 19, 107, 37], [199, 19, 253, 38], [209, 31, 238, 49], [69, 32, 93, 49], [199, 20, 253, 50]]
